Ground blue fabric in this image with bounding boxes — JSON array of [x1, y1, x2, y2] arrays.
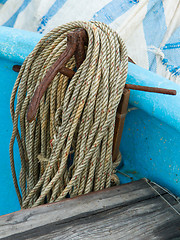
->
[[37, 0, 67, 33], [162, 27, 180, 76], [1, 0, 179, 79], [91, 0, 138, 24], [143, 0, 167, 72], [3, 0, 32, 27], [0, 0, 7, 4], [163, 42, 180, 50]]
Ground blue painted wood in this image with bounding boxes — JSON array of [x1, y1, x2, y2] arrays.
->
[[127, 63, 180, 132], [119, 107, 180, 196], [121, 64, 180, 196], [0, 58, 21, 215], [0, 26, 179, 216], [0, 26, 41, 63]]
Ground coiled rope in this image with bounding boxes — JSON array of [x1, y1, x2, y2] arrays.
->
[[10, 21, 128, 208]]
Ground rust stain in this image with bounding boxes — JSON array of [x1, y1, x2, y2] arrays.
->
[[125, 170, 137, 175]]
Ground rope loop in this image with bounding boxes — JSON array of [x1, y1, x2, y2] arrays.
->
[[9, 21, 128, 208]]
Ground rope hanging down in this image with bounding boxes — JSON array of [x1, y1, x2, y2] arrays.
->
[[9, 21, 128, 208]]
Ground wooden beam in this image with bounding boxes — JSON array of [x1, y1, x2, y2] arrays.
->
[[0, 179, 179, 239]]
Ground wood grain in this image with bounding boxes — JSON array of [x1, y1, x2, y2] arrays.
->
[[0, 179, 179, 239]]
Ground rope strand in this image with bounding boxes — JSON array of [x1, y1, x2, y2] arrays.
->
[[9, 21, 128, 208]]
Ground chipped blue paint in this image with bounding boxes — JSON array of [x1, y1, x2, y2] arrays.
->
[[120, 108, 180, 196], [120, 61, 180, 197], [0, 26, 179, 215], [0, 26, 41, 63]]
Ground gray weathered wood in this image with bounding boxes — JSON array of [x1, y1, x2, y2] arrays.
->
[[0, 179, 179, 239]]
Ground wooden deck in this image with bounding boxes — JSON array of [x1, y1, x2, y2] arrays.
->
[[0, 179, 180, 239]]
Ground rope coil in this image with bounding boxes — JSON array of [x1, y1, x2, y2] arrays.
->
[[10, 21, 128, 208]]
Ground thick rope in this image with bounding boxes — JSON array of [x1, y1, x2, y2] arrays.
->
[[9, 21, 128, 208]]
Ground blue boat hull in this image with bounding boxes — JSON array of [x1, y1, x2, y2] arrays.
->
[[0, 26, 179, 216]]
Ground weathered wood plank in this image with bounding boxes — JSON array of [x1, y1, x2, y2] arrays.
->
[[0, 179, 161, 238], [5, 195, 180, 240], [0, 179, 179, 239]]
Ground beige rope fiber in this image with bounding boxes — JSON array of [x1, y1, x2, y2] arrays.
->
[[10, 21, 128, 208]]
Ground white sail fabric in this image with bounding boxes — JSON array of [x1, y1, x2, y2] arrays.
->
[[0, 0, 179, 84]]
